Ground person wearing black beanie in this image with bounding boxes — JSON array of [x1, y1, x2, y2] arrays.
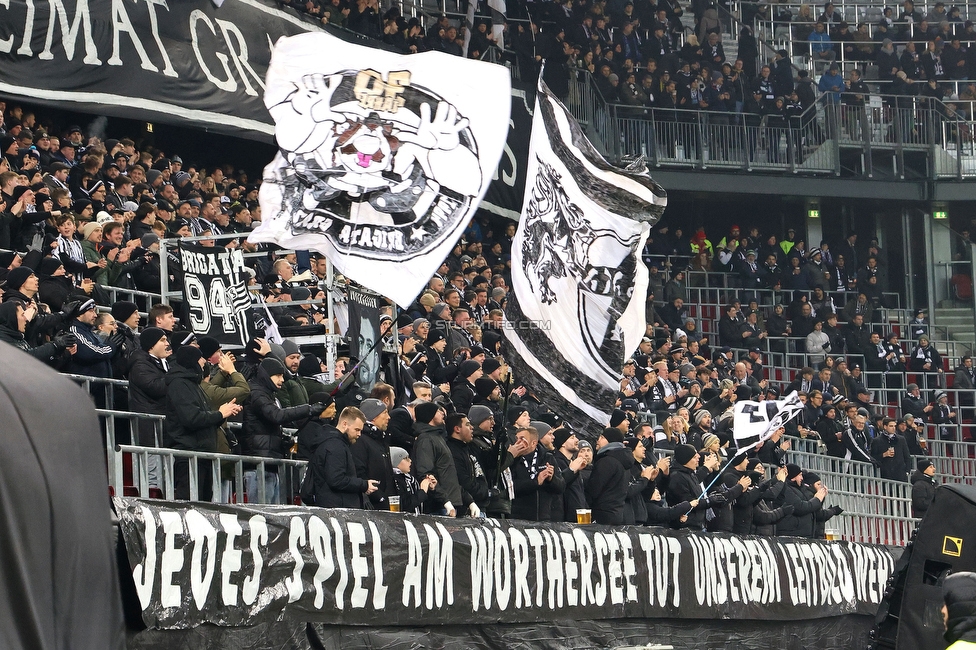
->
[[608, 408, 629, 431], [776, 462, 826, 537], [664, 442, 727, 531], [451, 359, 483, 414], [3, 265, 34, 292], [415, 401, 441, 425], [911, 458, 938, 518], [584, 427, 632, 524], [942, 572, 976, 647], [163, 337, 241, 500], [139, 327, 167, 353], [174, 345, 203, 370], [241, 354, 325, 503], [197, 336, 221, 362]]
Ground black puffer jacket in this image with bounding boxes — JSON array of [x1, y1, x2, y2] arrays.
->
[[297, 418, 367, 509], [241, 364, 313, 460], [163, 361, 224, 452], [666, 462, 724, 530]]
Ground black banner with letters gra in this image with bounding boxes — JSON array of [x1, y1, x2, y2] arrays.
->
[[0, 0, 332, 140], [345, 286, 381, 391], [481, 81, 534, 221], [179, 242, 254, 347], [115, 497, 896, 630]]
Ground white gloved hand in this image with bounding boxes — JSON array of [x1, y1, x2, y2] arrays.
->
[[443, 501, 456, 517], [468, 502, 481, 518]]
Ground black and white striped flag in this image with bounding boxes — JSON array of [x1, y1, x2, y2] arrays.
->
[[503, 78, 667, 437], [732, 392, 804, 452]]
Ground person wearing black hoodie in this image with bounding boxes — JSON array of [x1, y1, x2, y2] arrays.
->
[[242, 357, 324, 504], [298, 404, 378, 508], [163, 345, 242, 500], [941, 572, 976, 650], [0, 300, 73, 367], [585, 427, 634, 525], [911, 458, 937, 517]]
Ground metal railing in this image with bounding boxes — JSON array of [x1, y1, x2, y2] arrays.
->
[[118, 444, 307, 504]]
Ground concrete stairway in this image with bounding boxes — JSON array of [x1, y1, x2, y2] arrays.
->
[[934, 304, 976, 358]]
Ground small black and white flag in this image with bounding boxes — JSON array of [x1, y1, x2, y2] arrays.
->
[[732, 392, 804, 452], [248, 32, 510, 307], [503, 78, 667, 437]]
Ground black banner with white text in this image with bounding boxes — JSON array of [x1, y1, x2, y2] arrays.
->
[[0, 0, 328, 139], [179, 242, 254, 347], [115, 497, 895, 630]]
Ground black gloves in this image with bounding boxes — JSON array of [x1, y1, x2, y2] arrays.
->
[[52, 333, 78, 351], [830, 506, 844, 516], [780, 504, 795, 517], [308, 403, 327, 417], [61, 301, 82, 320], [108, 331, 126, 349], [709, 493, 728, 506]]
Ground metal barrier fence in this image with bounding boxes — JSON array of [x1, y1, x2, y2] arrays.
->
[[118, 444, 307, 504], [786, 447, 919, 544]]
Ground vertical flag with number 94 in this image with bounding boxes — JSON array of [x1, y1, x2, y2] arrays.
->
[[179, 242, 255, 347]]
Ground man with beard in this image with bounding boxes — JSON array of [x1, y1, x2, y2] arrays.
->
[[351, 398, 396, 509], [298, 405, 378, 508], [551, 424, 588, 522]]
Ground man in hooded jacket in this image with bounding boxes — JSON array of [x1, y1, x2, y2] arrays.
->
[[242, 357, 324, 503], [0, 300, 73, 367], [163, 345, 242, 500]]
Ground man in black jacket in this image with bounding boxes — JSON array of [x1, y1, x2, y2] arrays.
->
[[585, 427, 633, 525], [910, 459, 937, 517], [163, 345, 242, 500], [551, 425, 588, 522], [665, 443, 723, 530], [127, 327, 170, 490], [242, 357, 324, 504], [298, 405, 378, 508], [351, 398, 396, 509], [446, 412, 496, 517], [775, 464, 826, 537], [450, 359, 482, 415], [870, 417, 913, 481], [511, 425, 565, 521]]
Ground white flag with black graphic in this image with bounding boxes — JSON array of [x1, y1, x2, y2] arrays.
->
[[732, 392, 804, 452], [503, 78, 667, 436], [248, 32, 511, 307]]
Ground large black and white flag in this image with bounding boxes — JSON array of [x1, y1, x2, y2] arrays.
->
[[248, 32, 511, 307], [179, 243, 255, 347], [732, 392, 804, 453], [503, 80, 667, 436]]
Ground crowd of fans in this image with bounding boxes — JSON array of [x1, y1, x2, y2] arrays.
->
[[0, 90, 958, 536]]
